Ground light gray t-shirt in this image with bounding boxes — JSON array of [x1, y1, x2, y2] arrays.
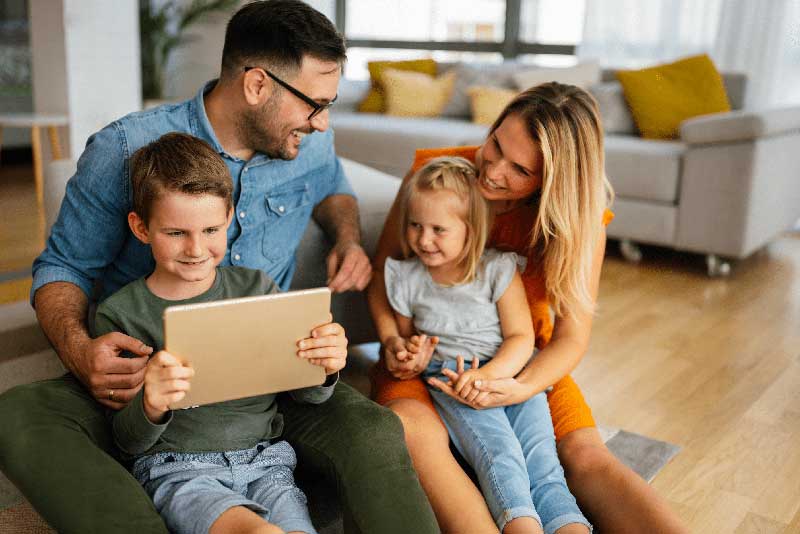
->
[[385, 249, 521, 363]]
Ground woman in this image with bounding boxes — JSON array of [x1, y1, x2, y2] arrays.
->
[[367, 83, 688, 534]]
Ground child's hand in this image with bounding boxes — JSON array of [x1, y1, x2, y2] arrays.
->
[[143, 350, 194, 424], [384, 334, 439, 380], [432, 355, 492, 405], [298, 315, 348, 375]]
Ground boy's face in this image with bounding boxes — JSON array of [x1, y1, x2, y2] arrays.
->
[[131, 192, 231, 286]]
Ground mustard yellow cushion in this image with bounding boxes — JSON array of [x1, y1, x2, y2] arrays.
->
[[381, 69, 456, 117], [467, 85, 518, 126], [616, 54, 731, 139], [358, 59, 437, 113]]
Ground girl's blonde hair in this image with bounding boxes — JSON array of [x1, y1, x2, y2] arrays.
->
[[490, 82, 614, 318], [396, 156, 490, 285]]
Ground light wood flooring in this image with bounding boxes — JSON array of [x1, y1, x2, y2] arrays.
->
[[1, 163, 799, 533]]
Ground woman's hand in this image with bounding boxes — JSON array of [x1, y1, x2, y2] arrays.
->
[[384, 334, 438, 380], [427, 355, 534, 409]]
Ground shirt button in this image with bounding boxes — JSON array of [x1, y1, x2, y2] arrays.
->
[[239, 211, 246, 218], [234, 254, 241, 261], [278, 206, 285, 213], [243, 168, 248, 173]]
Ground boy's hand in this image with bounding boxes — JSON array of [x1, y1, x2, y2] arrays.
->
[[298, 315, 348, 375], [142, 350, 194, 423]]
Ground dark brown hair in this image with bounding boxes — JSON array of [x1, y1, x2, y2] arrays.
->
[[130, 132, 232, 223], [221, 0, 346, 79]]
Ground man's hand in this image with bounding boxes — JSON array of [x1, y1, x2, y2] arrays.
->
[[142, 351, 194, 423], [75, 332, 153, 410], [326, 241, 372, 293], [384, 334, 438, 380], [298, 315, 348, 375]]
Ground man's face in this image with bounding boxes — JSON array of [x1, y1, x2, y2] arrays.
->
[[240, 56, 340, 160]]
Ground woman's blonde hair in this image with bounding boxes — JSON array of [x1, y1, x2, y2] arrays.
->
[[396, 156, 490, 285], [490, 82, 614, 318]]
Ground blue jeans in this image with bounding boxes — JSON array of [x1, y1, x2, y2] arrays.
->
[[132, 441, 316, 534], [426, 360, 590, 533]]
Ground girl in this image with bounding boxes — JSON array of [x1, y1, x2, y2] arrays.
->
[[368, 83, 688, 534], [384, 156, 591, 534]]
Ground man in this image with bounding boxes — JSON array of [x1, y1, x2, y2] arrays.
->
[[0, 2, 439, 533]]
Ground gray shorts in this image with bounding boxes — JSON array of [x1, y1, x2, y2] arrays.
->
[[132, 440, 316, 534]]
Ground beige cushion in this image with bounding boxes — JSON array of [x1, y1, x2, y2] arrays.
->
[[467, 86, 517, 126], [382, 69, 456, 118], [512, 61, 601, 91]]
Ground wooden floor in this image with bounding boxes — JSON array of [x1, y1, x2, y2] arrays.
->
[[1, 163, 799, 533]]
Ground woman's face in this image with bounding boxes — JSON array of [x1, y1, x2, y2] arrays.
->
[[475, 113, 543, 204]]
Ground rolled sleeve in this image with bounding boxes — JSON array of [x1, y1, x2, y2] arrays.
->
[[31, 123, 131, 306]]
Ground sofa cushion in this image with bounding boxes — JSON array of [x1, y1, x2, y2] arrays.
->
[[358, 59, 437, 113], [512, 61, 601, 91], [616, 54, 731, 139], [589, 82, 637, 135], [468, 85, 517, 126], [605, 135, 686, 203], [440, 62, 519, 119], [382, 69, 456, 117], [331, 112, 488, 177]]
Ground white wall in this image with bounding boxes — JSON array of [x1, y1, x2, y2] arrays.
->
[[29, 0, 141, 160]]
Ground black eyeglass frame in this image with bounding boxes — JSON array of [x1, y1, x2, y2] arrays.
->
[[244, 66, 338, 120]]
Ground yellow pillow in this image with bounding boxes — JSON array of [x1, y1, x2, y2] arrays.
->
[[358, 58, 437, 113], [616, 54, 731, 139], [382, 69, 456, 117], [467, 86, 518, 126]]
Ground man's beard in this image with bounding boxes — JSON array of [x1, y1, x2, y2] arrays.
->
[[238, 93, 295, 160]]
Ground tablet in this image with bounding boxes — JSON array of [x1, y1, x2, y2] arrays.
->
[[163, 287, 330, 409]]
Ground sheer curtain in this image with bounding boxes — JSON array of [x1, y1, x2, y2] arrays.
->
[[577, 0, 800, 107]]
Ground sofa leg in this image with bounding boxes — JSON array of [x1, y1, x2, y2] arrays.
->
[[619, 239, 643, 263], [706, 254, 731, 277]]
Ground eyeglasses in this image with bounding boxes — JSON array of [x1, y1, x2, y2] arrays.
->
[[244, 66, 338, 120]]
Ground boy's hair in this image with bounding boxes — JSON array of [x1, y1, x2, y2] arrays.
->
[[220, 0, 346, 80], [397, 156, 490, 285], [490, 82, 614, 318], [130, 133, 233, 223]]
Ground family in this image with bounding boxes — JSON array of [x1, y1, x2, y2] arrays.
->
[[0, 1, 688, 533]]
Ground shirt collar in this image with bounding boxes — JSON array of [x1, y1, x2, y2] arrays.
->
[[190, 80, 229, 158], [190, 79, 272, 165]]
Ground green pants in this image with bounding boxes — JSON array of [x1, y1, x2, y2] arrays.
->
[[0, 374, 439, 534]]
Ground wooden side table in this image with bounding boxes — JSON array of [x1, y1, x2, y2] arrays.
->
[[0, 113, 69, 246]]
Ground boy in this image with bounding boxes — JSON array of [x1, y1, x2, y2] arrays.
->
[[94, 132, 346, 534]]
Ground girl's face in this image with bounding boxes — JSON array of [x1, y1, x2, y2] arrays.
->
[[406, 189, 468, 279], [475, 113, 544, 206]]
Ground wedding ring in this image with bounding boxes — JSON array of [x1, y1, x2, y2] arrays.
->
[[108, 390, 115, 401]]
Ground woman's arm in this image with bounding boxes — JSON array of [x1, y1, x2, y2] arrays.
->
[[513, 230, 606, 396], [434, 229, 607, 408]]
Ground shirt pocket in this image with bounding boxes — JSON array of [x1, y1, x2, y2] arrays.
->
[[262, 181, 313, 261]]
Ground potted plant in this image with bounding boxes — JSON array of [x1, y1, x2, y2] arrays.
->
[[139, 0, 239, 102]]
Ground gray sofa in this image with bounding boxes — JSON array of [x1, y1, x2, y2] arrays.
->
[[331, 64, 800, 275]]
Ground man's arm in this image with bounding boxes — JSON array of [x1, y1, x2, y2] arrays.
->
[[312, 193, 372, 292], [36, 282, 152, 409]]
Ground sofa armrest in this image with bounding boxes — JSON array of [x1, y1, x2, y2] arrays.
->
[[680, 106, 800, 144]]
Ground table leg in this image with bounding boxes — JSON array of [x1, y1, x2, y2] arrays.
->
[[30, 125, 45, 248], [47, 126, 63, 161]]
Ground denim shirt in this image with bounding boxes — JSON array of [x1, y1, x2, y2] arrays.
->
[[31, 81, 355, 304]]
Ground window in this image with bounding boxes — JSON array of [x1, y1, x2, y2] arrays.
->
[[335, 0, 584, 76]]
